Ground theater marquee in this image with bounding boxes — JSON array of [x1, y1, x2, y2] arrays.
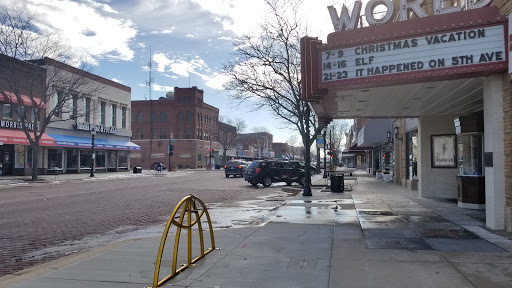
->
[[301, 5, 509, 100], [320, 25, 505, 85]]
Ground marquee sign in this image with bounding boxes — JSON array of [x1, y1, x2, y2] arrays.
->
[[319, 25, 506, 87], [300, 6, 508, 100]]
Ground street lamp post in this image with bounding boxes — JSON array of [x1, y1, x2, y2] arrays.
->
[[323, 128, 327, 178], [90, 130, 96, 177]]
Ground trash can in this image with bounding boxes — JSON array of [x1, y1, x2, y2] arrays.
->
[[133, 166, 142, 173], [330, 174, 344, 192]]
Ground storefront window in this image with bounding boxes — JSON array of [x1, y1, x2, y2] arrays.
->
[[80, 150, 92, 169], [107, 151, 117, 168], [2, 103, 12, 118], [26, 146, 32, 168], [198, 153, 202, 162], [119, 152, 128, 168], [457, 133, 484, 176], [406, 130, 418, 180], [15, 146, 25, 168], [67, 149, 79, 169], [47, 149, 63, 169], [96, 151, 106, 168]]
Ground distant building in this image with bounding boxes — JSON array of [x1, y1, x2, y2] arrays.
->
[[238, 132, 273, 158], [130, 87, 220, 169]]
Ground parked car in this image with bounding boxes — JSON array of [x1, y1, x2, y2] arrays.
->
[[288, 160, 317, 176], [150, 162, 166, 170], [244, 160, 305, 187], [224, 160, 248, 177]]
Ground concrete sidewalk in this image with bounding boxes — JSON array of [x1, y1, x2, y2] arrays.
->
[[2, 171, 512, 288]]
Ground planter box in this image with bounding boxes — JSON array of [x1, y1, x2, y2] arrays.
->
[[383, 173, 391, 183], [376, 172, 382, 179]]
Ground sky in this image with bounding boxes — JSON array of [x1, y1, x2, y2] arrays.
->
[[2, 0, 355, 142]]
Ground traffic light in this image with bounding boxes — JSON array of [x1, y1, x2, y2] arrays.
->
[[168, 144, 174, 156]]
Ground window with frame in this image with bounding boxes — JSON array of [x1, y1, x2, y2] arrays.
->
[[160, 112, 167, 122], [100, 101, 106, 125], [178, 128, 184, 139], [179, 111, 184, 121], [160, 128, 166, 139], [137, 128, 143, 139], [151, 128, 157, 139], [121, 107, 127, 128], [17, 106, 26, 120], [186, 111, 192, 121], [186, 128, 192, 139], [55, 91, 63, 117], [31, 108, 39, 123], [151, 111, 157, 122], [137, 111, 144, 122], [85, 98, 91, 123], [111, 104, 117, 126], [197, 153, 202, 162], [2, 103, 12, 118], [70, 94, 78, 119]]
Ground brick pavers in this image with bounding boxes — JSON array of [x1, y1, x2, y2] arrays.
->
[[0, 171, 254, 276]]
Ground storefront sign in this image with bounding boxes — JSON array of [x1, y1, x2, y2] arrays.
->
[[75, 122, 118, 135], [320, 25, 506, 84], [0, 120, 39, 131], [328, 0, 492, 31]]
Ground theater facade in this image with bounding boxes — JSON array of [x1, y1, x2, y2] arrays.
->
[[301, 0, 512, 231]]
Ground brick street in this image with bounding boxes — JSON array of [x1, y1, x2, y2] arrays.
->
[[0, 170, 288, 276]]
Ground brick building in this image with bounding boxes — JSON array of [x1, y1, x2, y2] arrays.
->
[[130, 87, 220, 169], [238, 132, 273, 158]]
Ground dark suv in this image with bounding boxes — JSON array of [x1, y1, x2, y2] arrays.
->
[[244, 160, 305, 187], [288, 160, 317, 176], [224, 160, 247, 177]]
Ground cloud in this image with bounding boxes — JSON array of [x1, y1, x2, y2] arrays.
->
[[152, 53, 208, 77], [4, 0, 138, 65], [150, 28, 175, 35], [153, 84, 175, 92], [116, 0, 237, 40], [111, 78, 126, 84], [202, 72, 230, 90]]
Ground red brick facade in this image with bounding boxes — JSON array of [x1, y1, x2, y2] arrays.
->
[[130, 87, 220, 169]]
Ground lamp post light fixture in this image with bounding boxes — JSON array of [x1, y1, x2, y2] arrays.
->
[[90, 130, 96, 177], [394, 125, 403, 142]]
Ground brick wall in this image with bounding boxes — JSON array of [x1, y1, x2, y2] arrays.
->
[[496, 0, 512, 232]]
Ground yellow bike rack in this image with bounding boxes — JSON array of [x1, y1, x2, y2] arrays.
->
[[148, 195, 216, 288]]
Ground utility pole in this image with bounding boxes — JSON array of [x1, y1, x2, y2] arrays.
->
[[147, 45, 154, 161], [168, 132, 173, 171], [323, 128, 327, 178]]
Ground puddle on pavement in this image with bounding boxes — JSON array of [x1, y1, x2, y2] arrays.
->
[[357, 210, 397, 216]]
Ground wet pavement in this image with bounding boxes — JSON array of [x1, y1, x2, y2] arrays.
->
[[2, 170, 512, 288], [275, 173, 511, 252]]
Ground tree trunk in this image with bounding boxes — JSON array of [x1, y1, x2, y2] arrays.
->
[[223, 150, 227, 165], [316, 147, 321, 174], [31, 144, 39, 180]]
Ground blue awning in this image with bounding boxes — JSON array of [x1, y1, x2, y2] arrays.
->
[[48, 134, 140, 150]]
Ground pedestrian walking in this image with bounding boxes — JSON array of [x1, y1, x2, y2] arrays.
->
[[156, 162, 162, 174]]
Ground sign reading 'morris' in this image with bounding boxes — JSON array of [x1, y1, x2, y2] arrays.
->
[[328, 0, 492, 31]]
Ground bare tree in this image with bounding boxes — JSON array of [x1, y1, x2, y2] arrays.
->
[[286, 135, 299, 159], [223, 0, 323, 195], [0, 6, 102, 180], [326, 120, 352, 165], [218, 116, 247, 164], [250, 126, 270, 158]]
